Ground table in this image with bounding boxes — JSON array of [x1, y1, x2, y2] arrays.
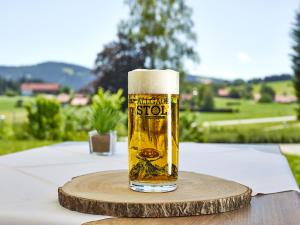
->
[[0, 142, 299, 225]]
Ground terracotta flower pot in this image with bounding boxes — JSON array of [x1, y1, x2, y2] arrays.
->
[[88, 130, 116, 156]]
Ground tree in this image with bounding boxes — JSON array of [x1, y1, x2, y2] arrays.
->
[[93, 32, 145, 108], [241, 84, 253, 100], [4, 89, 18, 97], [59, 85, 72, 94], [291, 10, 300, 119], [201, 86, 215, 111], [93, 0, 199, 106], [25, 96, 62, 140], [0, 77, 19, 95], [259, 93, 273, 103], [197, 85, 214, 111], [232, 79, 245, 86], [119, 0, 199, 71], [259, 84, 275, 103], [229, 87, 241, 99], [229, 85, 253, 100]]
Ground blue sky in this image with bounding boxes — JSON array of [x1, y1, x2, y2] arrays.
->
[[0, 0, 299, 79]]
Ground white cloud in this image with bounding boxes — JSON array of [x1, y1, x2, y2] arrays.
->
[[236, 52, 252, 63]]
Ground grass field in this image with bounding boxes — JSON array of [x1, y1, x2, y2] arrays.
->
[[252, 80, 295, 96], [0, 139, 58, 156], [198, 97, 297, 122], [203, 121, 300, 143], [0, 96, 57, 155], [0, 96, 30, 123], [285, 154, 300, 187], [223, 80, 295, 96]]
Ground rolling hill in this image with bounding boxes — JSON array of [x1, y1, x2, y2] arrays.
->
[[185, 74, 225, 84], [0, 62, 95, 90]]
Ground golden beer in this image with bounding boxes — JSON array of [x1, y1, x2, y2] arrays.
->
[[128, 69, 179, 192]]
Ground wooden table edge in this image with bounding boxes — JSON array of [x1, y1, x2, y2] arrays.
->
[[81, 190, 300, 225]]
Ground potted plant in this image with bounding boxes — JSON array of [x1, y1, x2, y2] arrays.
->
[[89, 88, 125, 156]]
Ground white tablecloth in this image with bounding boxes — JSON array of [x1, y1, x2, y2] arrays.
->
[[0, 142, 298, 225]]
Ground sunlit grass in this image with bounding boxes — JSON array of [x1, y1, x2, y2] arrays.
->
[[198, 97, 296, 122], [252, 80, 295, 96], [0, 96, 31, 123], [285, 154, 300, 187], [0, 139, 58, 156]]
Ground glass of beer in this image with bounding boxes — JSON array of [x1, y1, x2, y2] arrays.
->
[[128, 69, 179, 192]]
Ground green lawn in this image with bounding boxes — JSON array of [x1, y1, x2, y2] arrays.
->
[[253, 80, 295, 96], [202, 122, 300, 143], [0, 139, 58, 156], [0, 96, 31, 123], [0, 96, 58, 155], [223, 80, 295, 96], [198, 97, 296, 122], [285, 154, 300, 187]]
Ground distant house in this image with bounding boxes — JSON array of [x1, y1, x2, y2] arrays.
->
[[57, 93, 71, 104], [181, 93, 193, 101], [218, 88, 229, 97], [20, 83, 60, 96], [70, 94, 89, 106], [275, 95, 297, 103]]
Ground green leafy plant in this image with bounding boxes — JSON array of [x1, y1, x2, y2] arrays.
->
[[91, 88, 125, 134], [25, 96, 62, 140], [179, 111, 204, 142], [259, 93, 273, 103], [0, 120, 12, 139], [62, 106, 92, 140]]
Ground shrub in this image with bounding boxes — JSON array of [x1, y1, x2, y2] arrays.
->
[[91, 88, 125, 134], [4, 89, 18, 97], [201, 86, 215, 111], [259, 93, 273, 103], [115, 110, 128, 139], [196, 85, 215, 111], [229, 87, 241, 98], [59, 85, 72, 94], [259, 84, 275, 103], [0, 120, 12, 139], [25, 96, 62, 140], [241, 84, 253, 100], [179, 111, 204, 142], [13, 123, 31, 140], [0, 120, 4, 139], [204, 124, 300, 143], [62, 106, 92, 140], [15, 99, 23, 108]]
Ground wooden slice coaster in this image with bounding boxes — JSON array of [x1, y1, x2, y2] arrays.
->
[[58, 170, 251, 217]]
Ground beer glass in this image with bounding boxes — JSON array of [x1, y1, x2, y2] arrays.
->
[[128, 69, 179, 192]]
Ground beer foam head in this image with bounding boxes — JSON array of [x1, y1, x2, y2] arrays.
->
[[128, 69, 179, 94]]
